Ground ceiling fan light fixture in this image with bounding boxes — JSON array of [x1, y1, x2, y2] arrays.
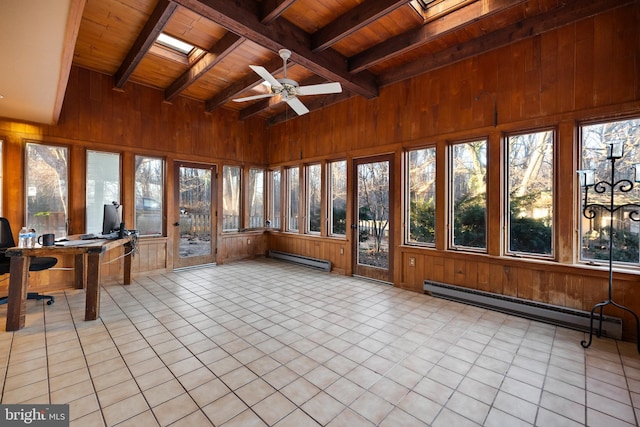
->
[[232, 48, 342, 116]]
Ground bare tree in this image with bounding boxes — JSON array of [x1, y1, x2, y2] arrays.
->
[[358, 161, 389, 253]]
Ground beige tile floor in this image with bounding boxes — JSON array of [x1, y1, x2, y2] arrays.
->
[[1, 257, 639, 426]]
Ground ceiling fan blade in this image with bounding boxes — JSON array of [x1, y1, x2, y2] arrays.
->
[[232, 93, 275, 102], [286, 97, 309, 115], [296, 82, 342, 96], [249, 65, 281, 89]]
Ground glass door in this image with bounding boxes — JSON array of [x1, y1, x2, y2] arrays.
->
[[173, 162, 217, 269], [352, 155, 393, 283]]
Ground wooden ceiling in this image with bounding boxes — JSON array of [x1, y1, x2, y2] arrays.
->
[[71, 0, 625, 125]]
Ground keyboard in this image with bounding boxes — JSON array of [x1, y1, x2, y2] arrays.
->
[[80, 232, 119, 240], [55, 239, 102, 246]]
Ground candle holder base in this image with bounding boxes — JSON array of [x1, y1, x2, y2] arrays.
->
[[581, 298, 640, 353]]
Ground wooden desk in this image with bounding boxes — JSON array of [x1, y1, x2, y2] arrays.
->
[[5, 237, 133, 331]]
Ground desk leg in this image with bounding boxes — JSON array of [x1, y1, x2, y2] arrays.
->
[[85, 252, 102, 321], [6, 256, 30, 331], [124, 242, 133, 285], [74, 254, 85, 289]]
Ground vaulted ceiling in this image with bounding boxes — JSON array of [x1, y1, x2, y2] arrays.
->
[[0, 0, 629, 125]]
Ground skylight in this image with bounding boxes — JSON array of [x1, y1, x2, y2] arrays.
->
[[156, 33, 194, 55], [410, 0, 438, 16], [413, 0, 437, 8]]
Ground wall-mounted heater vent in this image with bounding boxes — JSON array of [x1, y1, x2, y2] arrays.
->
[[424, 280, 622, 340], [268, 250, 332, 272]]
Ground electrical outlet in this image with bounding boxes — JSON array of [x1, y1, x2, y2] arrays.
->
[[409, 257, 416, 267], [340, 247, 344, 255], [247, 239, 251, 245]]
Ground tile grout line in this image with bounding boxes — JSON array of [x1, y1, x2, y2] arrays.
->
[[106, 277, 269, 426]]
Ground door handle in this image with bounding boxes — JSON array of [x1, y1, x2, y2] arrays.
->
[[173, 222, 180, 226]]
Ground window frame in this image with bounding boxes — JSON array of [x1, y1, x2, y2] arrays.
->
[[328, 159, 347, 237], [405, 146, 437, 247], [578, 116, 640, 267], [222, 164, 242, 232], [286, 166, 300, 233], [25, 142, 69, 237], [134, 155, 165, 237], [448, 138, 488, 252], [247, 167, 265, 229], [86, 150, 122, 235], [306, 163, 322, 235], [504, 128, 555, 259], [267, 168, 282, 230]]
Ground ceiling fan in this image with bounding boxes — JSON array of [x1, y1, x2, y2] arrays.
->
[[232, 49, 342, 116]]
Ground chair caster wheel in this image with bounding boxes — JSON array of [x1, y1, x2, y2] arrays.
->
[[47, 300, 53, 305]]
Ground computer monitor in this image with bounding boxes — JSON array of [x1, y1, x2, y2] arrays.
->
[[102, 203, 122, 235]]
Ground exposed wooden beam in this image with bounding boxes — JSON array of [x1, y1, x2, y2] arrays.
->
[[311, 0, 411, 53], [379, 0, 635, 86], [349, 0, 527, 73], [114, 0, 178, 88], [52, 0, 86, 124], [205, 57, 285, 111], [173, 0, 379, 99], [239, 96, 281, 120], [164, 33, 244, 102], [268, 91, 352, 125], [261, 0, 297, 24]]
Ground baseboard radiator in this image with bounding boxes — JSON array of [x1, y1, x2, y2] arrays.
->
[[268, 250, 331, 272], [424, 280, 622, 340]]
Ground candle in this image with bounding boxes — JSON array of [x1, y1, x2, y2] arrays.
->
[[606, 140, 624, 159], [578, 169, 595, 187]]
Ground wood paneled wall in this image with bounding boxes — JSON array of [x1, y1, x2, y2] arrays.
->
[[269, 234, 349, 275], [268, 4, 639, 162], [0, 66, 268, 293], [1, 4, 639, 339], [220, 232, 268, 263], [265, 3, 640, 339]]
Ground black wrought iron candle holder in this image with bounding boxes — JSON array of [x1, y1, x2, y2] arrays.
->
[[578, 141, 640, 353]]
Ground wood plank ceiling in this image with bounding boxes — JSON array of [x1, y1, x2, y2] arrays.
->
[[71, 0, 626, 125]]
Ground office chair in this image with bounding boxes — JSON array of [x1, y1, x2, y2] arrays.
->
[[0, 217, 57, 305]]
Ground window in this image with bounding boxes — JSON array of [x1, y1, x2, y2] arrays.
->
[[268, 169, 282, 229], [223, 165, 241, 231], [248, 168, 264, 228], [287, 167, 300, 232], [25, 143, 69, 236], [153, 33, 205, 66], [580, 118, 640, 264], [156, 33, 194, 55], [407, 147, 436, 245], [134, 156, 164, 236], [506, 130, 554, 256], [451, 139, 487, 249], [329, 160, 347, 236], [86, 151, 121, 235], [307, 164, 321, 234]]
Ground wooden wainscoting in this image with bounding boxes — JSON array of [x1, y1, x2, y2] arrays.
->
[[219, 231, 267, 263], [399, 247, 640, 341], [267, 232, 349, 275], [132, 237, 168, 276]]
